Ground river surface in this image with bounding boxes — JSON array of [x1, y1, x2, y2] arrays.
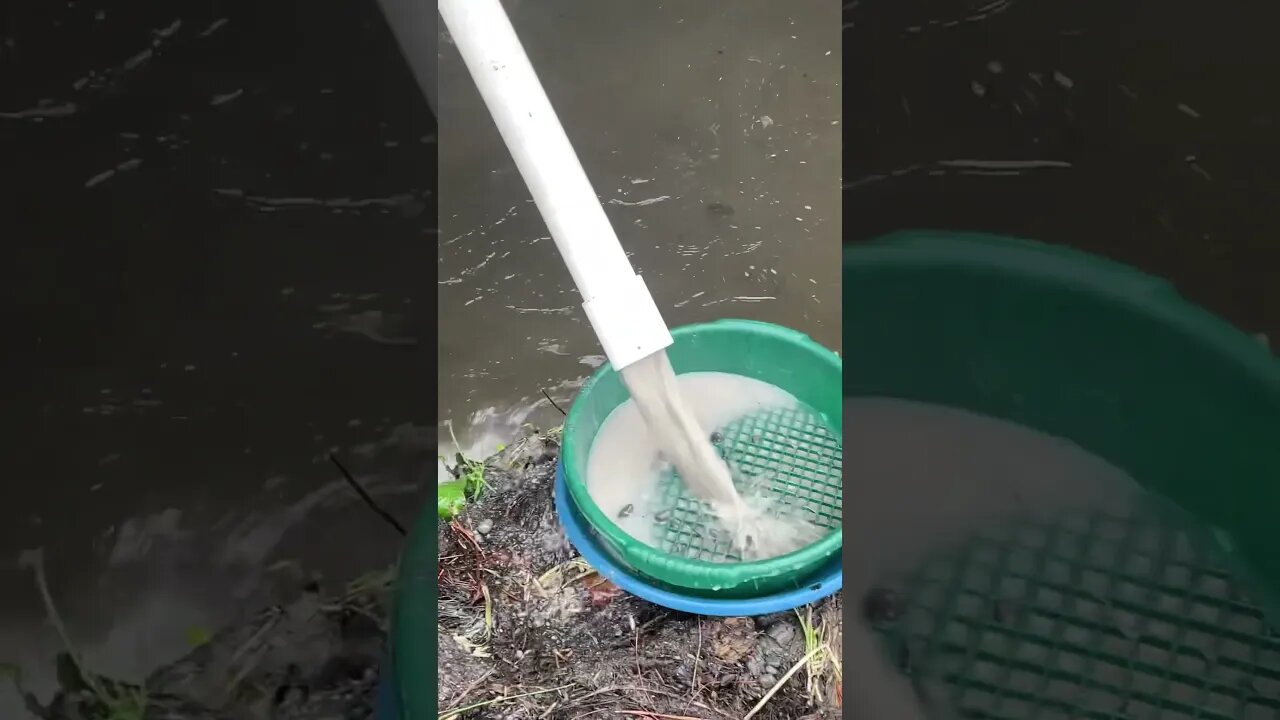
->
[[2, 0, 434, 714], [436, 0, 843, 470]]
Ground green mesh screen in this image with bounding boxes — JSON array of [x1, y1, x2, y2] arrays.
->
[[871, 500, 1280, 719], [651, 403, 842, 562]]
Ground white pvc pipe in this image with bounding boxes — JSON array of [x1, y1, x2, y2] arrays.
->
[[438, 0, 672, 371]]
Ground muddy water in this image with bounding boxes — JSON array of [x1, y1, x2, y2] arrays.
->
[[437, 0, 843, 468], [1, 0, 434, 715]]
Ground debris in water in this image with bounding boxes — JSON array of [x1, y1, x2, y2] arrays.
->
[[210, 89, 244, 106], [608, 195, 671, 207]]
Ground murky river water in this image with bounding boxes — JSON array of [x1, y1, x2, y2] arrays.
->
[[437, 1, 843, 468], [2, 0, 434, 713]]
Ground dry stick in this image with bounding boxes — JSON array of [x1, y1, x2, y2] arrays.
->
[[614, 707, 706, 712], [329, 453, 407, 536], [541, 388, 567, 415], [611, 686, 734, 718], [689, 619, 703, 699], [439, 683, 575, 718], [742, 646, 825, 720], [23, 551, 107, 699], [634, 618, 642, 677], [441, 669, 495, 715]]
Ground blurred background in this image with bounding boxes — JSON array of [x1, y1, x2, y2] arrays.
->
[[844, 0, 1280, 345], [2, 0, 434, 714]]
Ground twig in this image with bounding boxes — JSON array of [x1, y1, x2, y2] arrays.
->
[[541, 388, 567, 415], [743, 646, 824, 720], [689, 619, 702, 698], [567, 685, 618, 705], [21, 550, 106, 699], [440, 670, 494, 714], [439, 683, 574, 718], [227, 609, 281, 667], [623, 709, 713, 720], [611, 686, 734, 718], [329, 453, 407, 536], [632, 614, 641, 676]]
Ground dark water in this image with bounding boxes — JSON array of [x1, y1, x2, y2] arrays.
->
[[845, 0, 1280, 344], [2, 0, 435, 712], [437, 0, 843, 468]]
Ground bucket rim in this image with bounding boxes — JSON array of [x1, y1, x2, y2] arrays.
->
[[561, 318, 844, 593]]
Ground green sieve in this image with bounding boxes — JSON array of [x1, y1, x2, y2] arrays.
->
[[845, 231, 1280, 719], [562, 319, 842, 598], [871, 500, 1280, 719]]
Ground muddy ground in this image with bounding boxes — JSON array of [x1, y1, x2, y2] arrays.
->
[[437, 431, 842, 720]]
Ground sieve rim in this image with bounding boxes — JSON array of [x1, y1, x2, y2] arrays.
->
[[562, 319, 843, 595]]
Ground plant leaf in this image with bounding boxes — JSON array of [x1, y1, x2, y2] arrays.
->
[[438, 480, 467, 519]]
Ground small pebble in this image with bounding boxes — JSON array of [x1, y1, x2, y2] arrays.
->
[[710, 431, 724, 444], [617, 503, 634, 519], [475, 518, 494, 534], [654, 509, 672, 523]]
